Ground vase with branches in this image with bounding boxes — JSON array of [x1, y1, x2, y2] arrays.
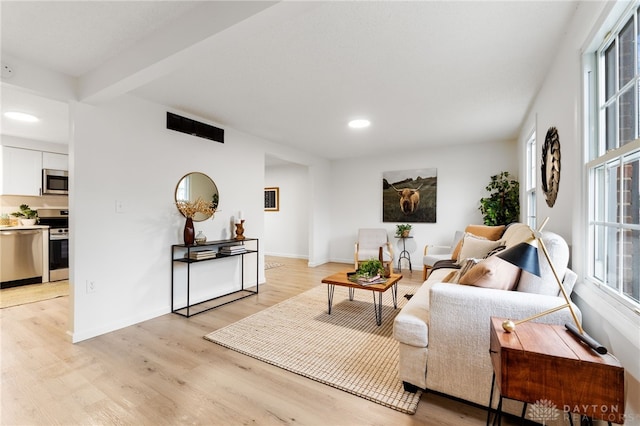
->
[[175, 197, 216, 245]]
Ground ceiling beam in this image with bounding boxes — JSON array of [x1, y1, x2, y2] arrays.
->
[[78, 2, 279, 104]]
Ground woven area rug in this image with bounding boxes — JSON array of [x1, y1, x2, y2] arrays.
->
[[264, 262, 284, 270], [204, 283, 422, 414]]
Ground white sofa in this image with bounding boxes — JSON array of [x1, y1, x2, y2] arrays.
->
[[393, 223, 582, 407]]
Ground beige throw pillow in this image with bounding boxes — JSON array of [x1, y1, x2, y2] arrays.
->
[[458, 234, 503, 262], [451, 225, 506, 260], [459, 256, 520, 290]]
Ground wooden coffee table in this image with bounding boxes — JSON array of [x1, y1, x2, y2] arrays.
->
[[321, 271, 402, 326]]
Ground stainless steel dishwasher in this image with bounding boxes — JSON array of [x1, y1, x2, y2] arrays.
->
[[0, 229, 43, 288]]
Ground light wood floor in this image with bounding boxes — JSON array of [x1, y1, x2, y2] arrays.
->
[[0, 257, 506, 425], [0, 279, 69, 308]]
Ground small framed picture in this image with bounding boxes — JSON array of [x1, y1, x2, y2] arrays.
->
[[264, 187, 279, 211]]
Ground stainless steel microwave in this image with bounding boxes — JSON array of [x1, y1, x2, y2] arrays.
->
[[42, 169, 68, 195]]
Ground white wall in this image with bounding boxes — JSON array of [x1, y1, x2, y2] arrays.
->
[[262, 139, 518, 269], [303, 161, 331, 266], [264, 163, 309, 258], [69, 93, 331, 342], [1, 134, 68, 154], [519, 1, 639, 420], [70, 95, 271, 341], [329, 140, 518, 268]]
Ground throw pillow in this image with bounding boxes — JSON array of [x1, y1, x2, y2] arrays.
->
[[501, 223, 534, 248], [465, 224, 506, 241], [458, 234, 503, 262], [459, 256, 520, 290], [517, 231, 570, 296], [451, 225, 506, 260], [442, 271, 457, 283], [443, 258, 477, 283], [484, 245, 506, 258]]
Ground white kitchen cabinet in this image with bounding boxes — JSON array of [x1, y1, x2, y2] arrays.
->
[[42, 152, 68, 171], [1, 146, 42, 196]]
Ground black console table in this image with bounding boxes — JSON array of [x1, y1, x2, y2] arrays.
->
[[171, 238, 259, 317]]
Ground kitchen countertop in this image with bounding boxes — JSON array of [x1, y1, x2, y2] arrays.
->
[[0, 225, 50, 230]]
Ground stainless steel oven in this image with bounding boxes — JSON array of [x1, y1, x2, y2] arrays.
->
[[37, 208, 69, 281]]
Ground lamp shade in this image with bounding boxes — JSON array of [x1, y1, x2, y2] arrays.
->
[[496, 241, 540, 277]]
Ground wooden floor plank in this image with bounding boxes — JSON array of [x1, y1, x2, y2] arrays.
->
[[1, 257, 523, 425]]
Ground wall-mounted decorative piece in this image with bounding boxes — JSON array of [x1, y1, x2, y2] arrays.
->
[[382, 168, 437, 223], [265, 187, 279, 211], [541, 126, 561, 207], [175, 172, 219, 221]]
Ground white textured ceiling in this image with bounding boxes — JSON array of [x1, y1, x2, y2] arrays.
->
[[0, 87, 69, 144], [0, 1, 579, 160], [1, 1, 201, 77]]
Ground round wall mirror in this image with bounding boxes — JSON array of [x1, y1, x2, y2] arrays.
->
[[175, 172, 219, 221]]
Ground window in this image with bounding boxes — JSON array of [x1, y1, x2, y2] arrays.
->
[[525, 129, 536, 229], [588, 4, 640, 309]]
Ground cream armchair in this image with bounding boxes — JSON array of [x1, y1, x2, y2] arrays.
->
[[422, 230, 464, 280], [354, 228, 394, 271]]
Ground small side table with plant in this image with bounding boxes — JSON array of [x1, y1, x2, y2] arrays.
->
[[395, 224, 413, 272]]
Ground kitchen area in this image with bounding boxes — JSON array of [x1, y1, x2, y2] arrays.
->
[[1, 85, 70, 294], [0, 145, 69, 290]]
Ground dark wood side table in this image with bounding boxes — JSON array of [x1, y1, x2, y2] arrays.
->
[[488, 316, 625, 425]]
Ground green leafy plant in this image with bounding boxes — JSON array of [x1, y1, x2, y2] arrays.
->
[[356, 259, 385, 277], [479, 172, 520, 226], [11, 204, 38, 219], [395, 224, 412, 237]]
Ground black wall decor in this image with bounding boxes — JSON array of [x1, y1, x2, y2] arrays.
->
[[167, 112, 224, 143], [541, 126, 561, 207]]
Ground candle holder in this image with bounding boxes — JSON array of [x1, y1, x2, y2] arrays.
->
[[235, 220, 245, 240]]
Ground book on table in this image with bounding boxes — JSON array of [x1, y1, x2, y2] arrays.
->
[[219, 245, 246, 254], [348, 274, 387, 286], [187, 250, 217, 260], [220, 245, 245, 250]]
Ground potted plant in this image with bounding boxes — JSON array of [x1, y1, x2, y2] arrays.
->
[[395, 224, 412, 238], [479, 171, 520, 226], [356, 259, 385, 278], [11, 204, 39, 225]]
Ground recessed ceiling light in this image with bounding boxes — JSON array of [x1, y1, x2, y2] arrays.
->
[[348, 119, 371, 129], [4, 111, 39, 122]]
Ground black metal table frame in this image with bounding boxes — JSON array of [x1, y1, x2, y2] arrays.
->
[[171, 238, 259, 317], [326, 282, 398, 326], [395, 236, 412, 272]]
